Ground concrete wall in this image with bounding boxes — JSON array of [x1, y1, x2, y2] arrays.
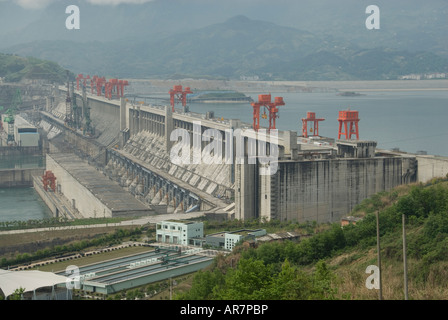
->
[[45, 155, 113, 218], [0, 168, 44, 187], [0, 146, 41, 156], [15, 133, 39, 147], [259, 156, 417, 223], [416, 155, 448, 183], [32, 176, 59, 218]]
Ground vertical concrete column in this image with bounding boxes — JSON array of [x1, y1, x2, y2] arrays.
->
[[151, 116, 154, 134], [46, 97, 51, 112], [82, 86, 87, 117], [165, 105, 173, 152], [283, 130, 299, 160], [120, 97, 127, 131], [137, 106, 141, 133], [235, 136, 258, 221], [131, 106, 136, 135]]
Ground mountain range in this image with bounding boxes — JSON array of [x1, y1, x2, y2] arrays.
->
[[1, 0, 447, 81]]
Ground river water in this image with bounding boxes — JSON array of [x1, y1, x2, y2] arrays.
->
[[0, 154, 52, 223], [185, 90, 448, 157], [1, 87, 447, 222]]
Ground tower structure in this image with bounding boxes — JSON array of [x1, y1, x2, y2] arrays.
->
[[169, 85, 193, 112], [338, 109, 360, 140], [251, 94, 284, 131], [301, 112, 325, 138]]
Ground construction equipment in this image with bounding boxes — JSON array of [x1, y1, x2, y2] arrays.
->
[[3, 108, 16, 144], [42, 170, 57, 192], [169, 85, 193, 112], [251, 94, 284, 131], [2, 89, 22, 144], [82, 86, 94, 136], [71, 82, 81, 129], [65, 71, 73, 126], [301, 112, 325, 138], [338, 109, 360, 140]]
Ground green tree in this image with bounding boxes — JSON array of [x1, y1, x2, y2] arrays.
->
[[215, 258, 273, 300], [9, 287, 25, 300]]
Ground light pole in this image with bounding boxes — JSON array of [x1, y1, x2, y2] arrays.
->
[[376, 211, 383, 300], [403, 214, 408, 300]]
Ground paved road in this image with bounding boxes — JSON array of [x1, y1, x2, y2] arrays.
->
[[0, 211, 205, 236]]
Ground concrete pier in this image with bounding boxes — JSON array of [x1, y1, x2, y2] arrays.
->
[[42, 153, 154, 219]]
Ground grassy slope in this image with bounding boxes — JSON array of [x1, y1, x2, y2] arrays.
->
[[322, 180, 448, 300], [176, 179, 448, 300]]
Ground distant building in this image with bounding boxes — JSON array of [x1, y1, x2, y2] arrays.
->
[[14, 115, 39, 147], [0, 269, 71, 300], [156, 220, 204, 246], [240, 75, 260, 81], [257, 231, 301, 243], [341, 216, 362, 227], [399, 74, 421, 80], [205, 229, 267, 250]]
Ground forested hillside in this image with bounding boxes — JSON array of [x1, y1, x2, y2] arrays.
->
[[0, 53, 68, 83], [176, 177, 448, 300]]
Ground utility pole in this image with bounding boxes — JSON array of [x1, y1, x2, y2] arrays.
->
[[376, 211, 383, 300], [403, 214, 409, 300]]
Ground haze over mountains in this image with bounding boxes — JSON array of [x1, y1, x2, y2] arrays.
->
[[0, 0, 447, 80]]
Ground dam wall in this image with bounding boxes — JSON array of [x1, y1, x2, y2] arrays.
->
[[259, 156, 417, 223], [43, 86, 426, 223], [415, 155, 448, 183], [0, 168, 45, 188]]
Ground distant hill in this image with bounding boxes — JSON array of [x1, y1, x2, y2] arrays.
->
[[0, 53, 70, 83], [6, 15, 448, 81]]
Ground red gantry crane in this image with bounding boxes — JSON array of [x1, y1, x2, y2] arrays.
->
[[301, 112, 325, 138], [337, 109, 360, 140], [117, 80, 129, 98], [169, 85, 193, 112], [42, 170, 57, 192], [251, 94, 285, 131], [76, 74, 84, 91]]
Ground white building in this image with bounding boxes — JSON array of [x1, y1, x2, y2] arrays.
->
[[156, 220, 204, 246], [14, 115, 39, 147], [206, 229, 267, 251]]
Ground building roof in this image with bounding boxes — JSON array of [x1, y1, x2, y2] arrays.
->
[[257, 231, 300, 242], [48, 153, 151, 214], [164, 219, 199, 225], [14, 115, 36, 129], [0, 269, 68, 298]]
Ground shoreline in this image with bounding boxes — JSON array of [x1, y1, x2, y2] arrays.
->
[[129, 79, 448, 94]]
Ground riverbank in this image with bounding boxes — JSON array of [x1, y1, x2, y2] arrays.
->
[[129, 79, 448, 94]]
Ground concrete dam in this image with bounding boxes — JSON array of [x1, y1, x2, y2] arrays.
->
[[32, 84, 426, 223]]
